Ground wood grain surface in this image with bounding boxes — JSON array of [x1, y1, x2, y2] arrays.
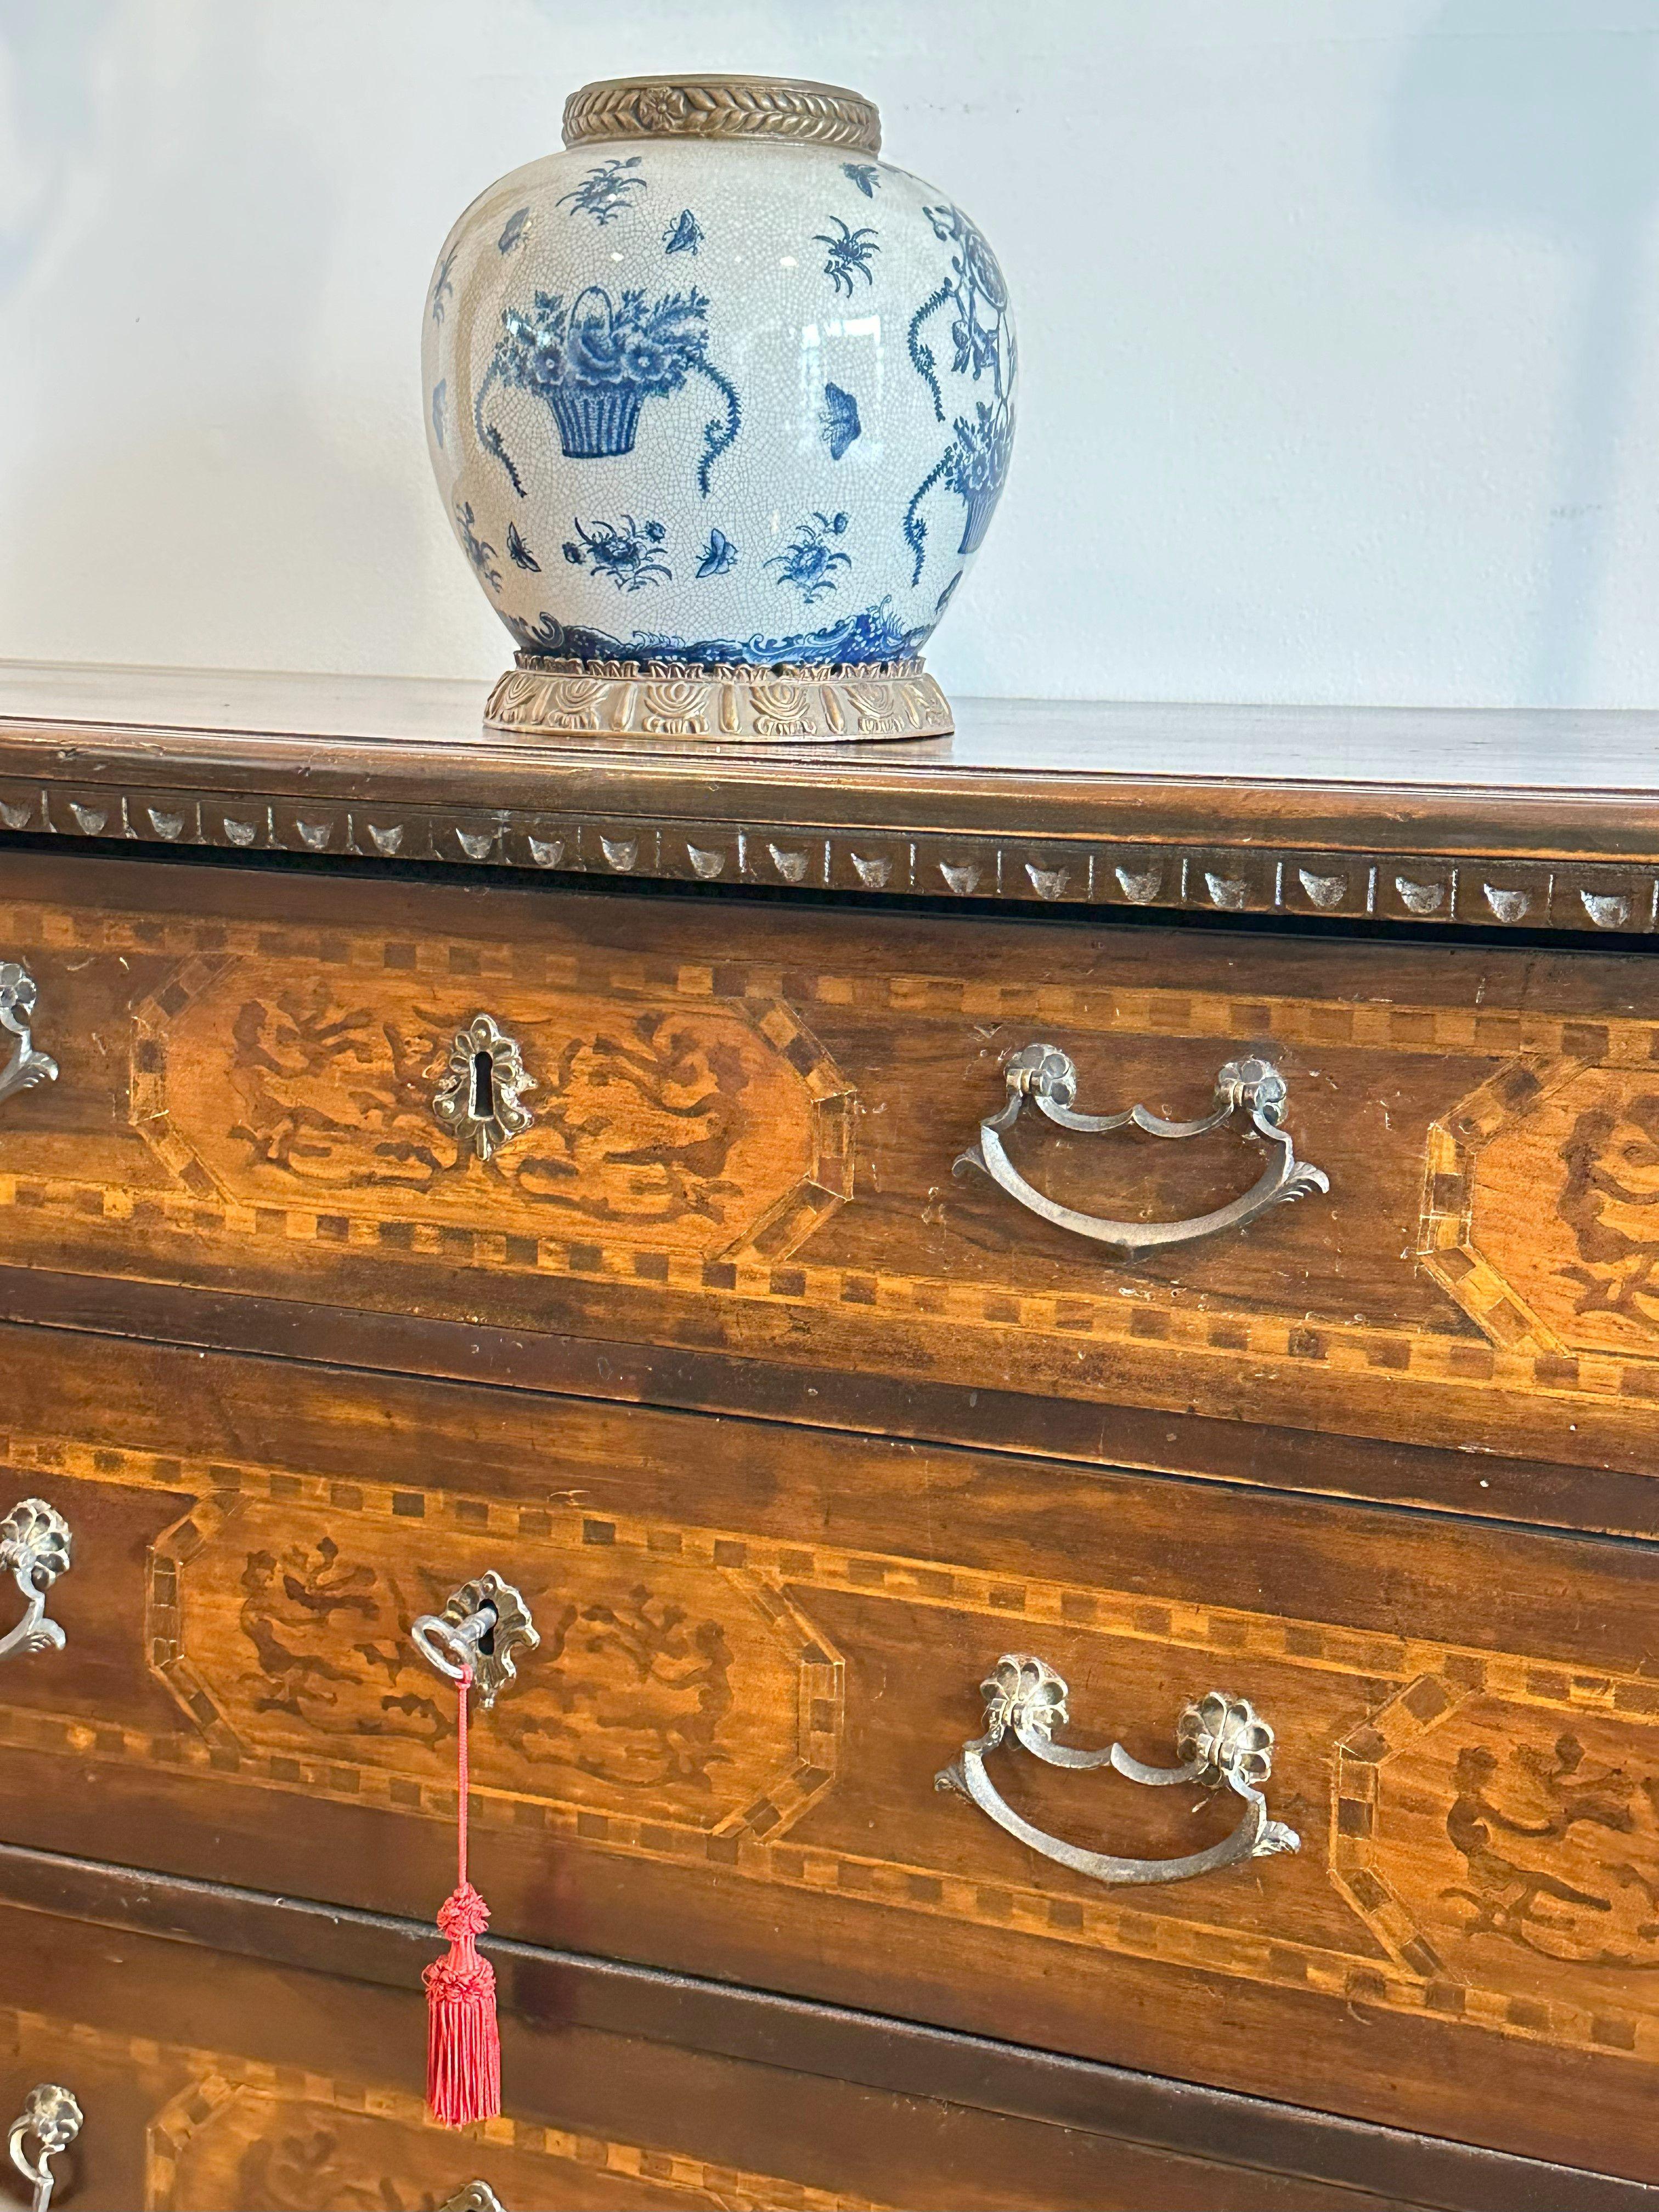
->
[[0, 849, 1654, 1507], [8, 1858, 1649, 2212], [0, 1322, 1656, 2177]]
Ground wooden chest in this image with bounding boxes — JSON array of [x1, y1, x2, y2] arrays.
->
[[0, 667, 1656, 2210]]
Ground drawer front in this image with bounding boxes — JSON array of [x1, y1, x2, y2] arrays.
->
[[1, 1326, 1656, 2178], [0, 1912, 1195, 2212], [0, 851, 1655, 1499], [2, 1875, 1644, 2212]]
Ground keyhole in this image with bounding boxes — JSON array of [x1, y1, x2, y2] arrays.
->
[[471, 1047, 496, 1122]]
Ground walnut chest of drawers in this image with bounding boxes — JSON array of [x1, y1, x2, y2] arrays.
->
[[0, 666, 1655, 2212]]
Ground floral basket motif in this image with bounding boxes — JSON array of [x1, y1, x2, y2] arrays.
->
[[476, 284, 740, 487], [945, 400, 1016, 555], [548, 385, 645, 460]]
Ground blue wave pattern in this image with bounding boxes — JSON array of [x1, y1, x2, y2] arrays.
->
[[506, 595, 926, 667]]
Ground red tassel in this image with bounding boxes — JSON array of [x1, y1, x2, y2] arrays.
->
[[424, 1666, 501, 2126]]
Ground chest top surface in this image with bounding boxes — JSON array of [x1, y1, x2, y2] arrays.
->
[[2, 659, 1658, 937]]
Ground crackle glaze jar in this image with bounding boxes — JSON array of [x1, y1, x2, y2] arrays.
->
[[422, 72, 1016, 740]]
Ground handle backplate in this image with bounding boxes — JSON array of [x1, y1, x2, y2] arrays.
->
[[9, 2083, 82, 2212], [0, 1500, 72, 1664], [0, 963, 58, 1111]]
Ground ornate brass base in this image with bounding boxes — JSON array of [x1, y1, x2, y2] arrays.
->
[[483, 655, 952, 745]]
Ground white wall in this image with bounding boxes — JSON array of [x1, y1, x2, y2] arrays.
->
[[5, 0, 1659, 707]]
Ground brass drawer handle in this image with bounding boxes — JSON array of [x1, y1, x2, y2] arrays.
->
[[0, 963, 58, 1111], [0, 1501, 71, 1664], [954, 1044, 1329, 1255], [937, 1657, 1301, 1886], [9, 2084, 82, 2212]]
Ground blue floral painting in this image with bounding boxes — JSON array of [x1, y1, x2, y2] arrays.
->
[[909, 200, 1011, 419], [819, 382, 861, 460], [766, 511, 851, 603], [475, 285, 741, 495], [904, 199, 1016, 581], [557, 155, 646, 227], [562, 515, 671, 592], [814, 216, 879, 297], [454, 500, 501, 592]]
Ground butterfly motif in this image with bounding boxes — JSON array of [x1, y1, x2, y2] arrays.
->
[[506, 522, 540, 572], [498, 206, 530, 255], [819, 382, 861, 461], [696, 527, 738, 578], [663, 208, 703, 256], [842, 162, 881, 198]]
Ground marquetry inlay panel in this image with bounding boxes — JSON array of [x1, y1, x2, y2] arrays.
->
[[1422, 1058, 1659, 1365]]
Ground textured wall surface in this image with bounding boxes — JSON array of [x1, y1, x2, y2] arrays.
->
[[5, 0, 1659, 707]]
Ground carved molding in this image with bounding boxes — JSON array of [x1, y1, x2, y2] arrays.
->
[[2, 771, 1653, 934], [563, 73, 881, 154]]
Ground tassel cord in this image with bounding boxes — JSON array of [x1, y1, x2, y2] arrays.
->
[[424, 1659, 501, 2126], [455, 1662, 470, 1891]]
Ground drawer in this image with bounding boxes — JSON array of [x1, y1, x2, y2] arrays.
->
[[1, 1325, 1656, 2179], [9, 1858, 1637, 2212], [0, 1878, 1384, 2212], [0, 851, 1655, 1517]]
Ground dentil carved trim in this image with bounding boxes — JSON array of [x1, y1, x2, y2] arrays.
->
[[3, 767, 1652, 933]]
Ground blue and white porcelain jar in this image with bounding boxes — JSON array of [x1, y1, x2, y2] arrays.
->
[[422, 74, 1017, 741]]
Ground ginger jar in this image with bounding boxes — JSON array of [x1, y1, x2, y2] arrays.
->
[[421, 73, 1017, 742]]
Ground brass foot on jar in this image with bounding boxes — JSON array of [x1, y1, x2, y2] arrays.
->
[[482, 654, 953, 745]]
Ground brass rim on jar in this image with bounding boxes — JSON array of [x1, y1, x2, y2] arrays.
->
[[562, 74, 881, 156]]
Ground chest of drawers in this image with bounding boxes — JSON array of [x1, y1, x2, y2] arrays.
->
[[0, 667, 1655, 2210]]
